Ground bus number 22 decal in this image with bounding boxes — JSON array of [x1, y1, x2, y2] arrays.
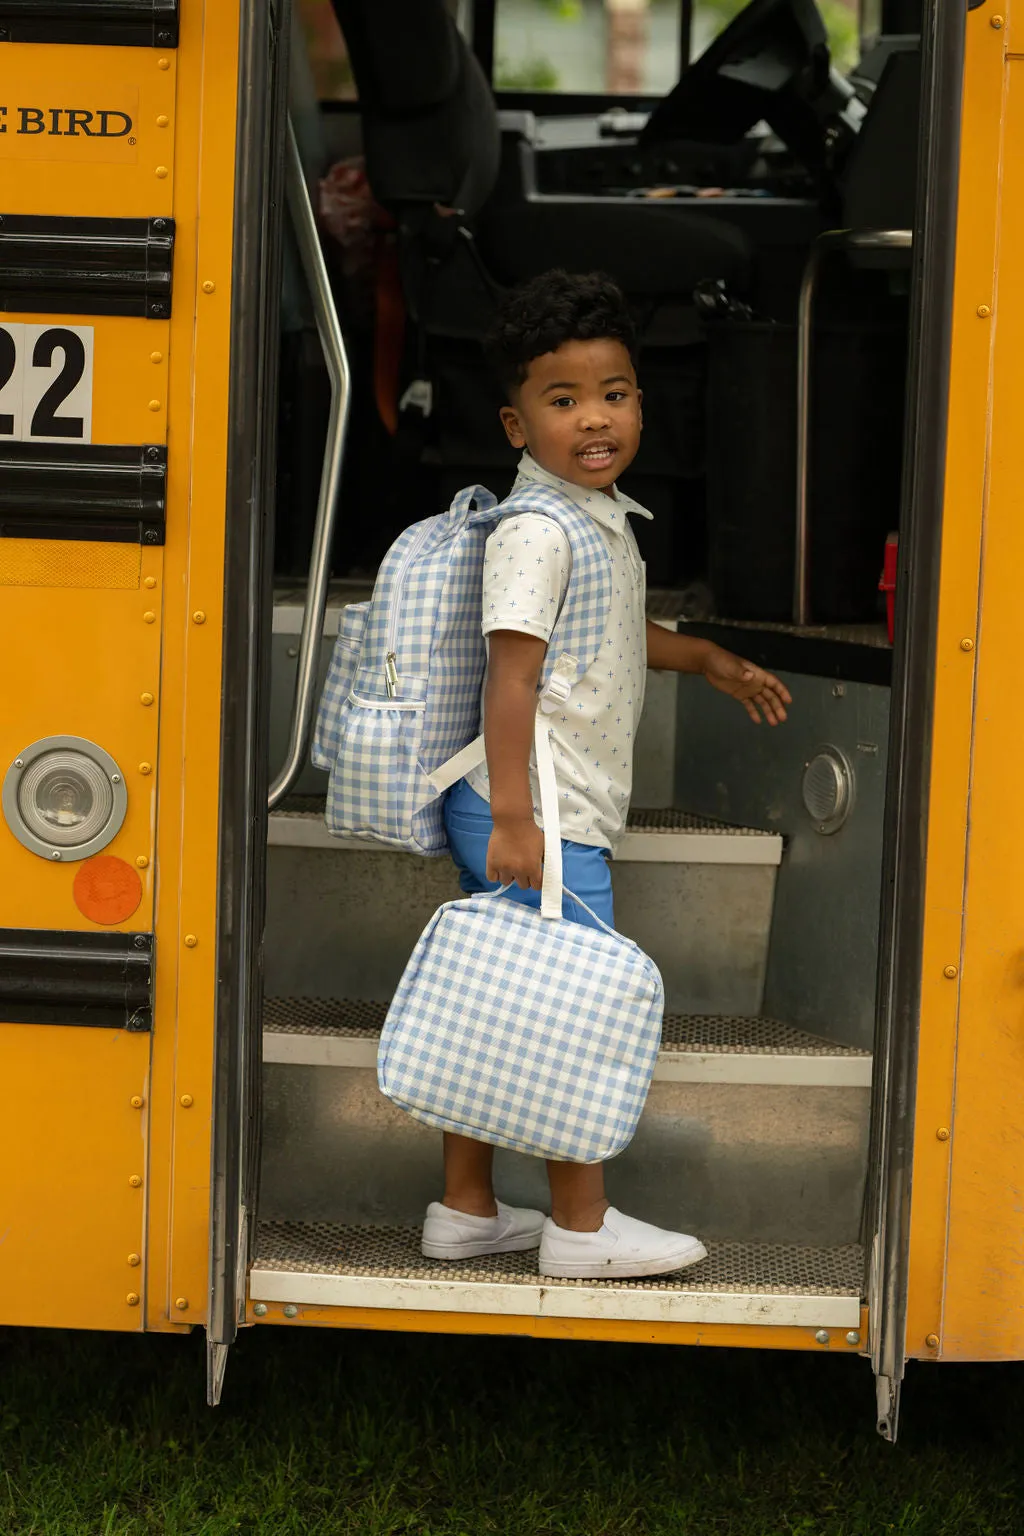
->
[[0, 323, 94, 445]]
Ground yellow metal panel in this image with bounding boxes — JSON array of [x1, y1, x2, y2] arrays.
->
[[246, 1302, 870, 1355], [0, 1027, 148, 1331], [0, 312, 171, 448], [0, 44, 176, 219], [903, 5, 1007, 1362], [937, 57, 1024, 1361], [0, 4, 236, 1334], [0, 569, 160, 932], [0, 539, 140, 589]]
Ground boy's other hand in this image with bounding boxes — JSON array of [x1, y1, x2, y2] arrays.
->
[[702, 646, 792, 725], [487, 815, 545, 890]]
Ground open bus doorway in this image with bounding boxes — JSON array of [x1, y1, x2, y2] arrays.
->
[[253, 0, 939, 1434]]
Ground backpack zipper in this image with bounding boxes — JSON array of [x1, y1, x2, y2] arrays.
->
[[384, 520, 434, 698]]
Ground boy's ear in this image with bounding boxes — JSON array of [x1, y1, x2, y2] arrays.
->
[[637, 386, 643, 429], [499, 405, 526, 450]]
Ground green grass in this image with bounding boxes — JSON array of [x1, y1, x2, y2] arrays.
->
[[1, 1325, 1021, 1535]]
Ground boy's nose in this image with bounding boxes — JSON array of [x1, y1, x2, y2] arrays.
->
[[580, 412, 611, 430]]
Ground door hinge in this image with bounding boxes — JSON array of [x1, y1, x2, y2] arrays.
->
[[0, 1, 178, 47], [0, 215, 174, 320], [0, 928, 154, 1031], [0, 442, 167, 545]]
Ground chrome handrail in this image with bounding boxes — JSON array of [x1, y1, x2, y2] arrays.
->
[[794, 227, 912, 627], [268, 120, 352, 809]]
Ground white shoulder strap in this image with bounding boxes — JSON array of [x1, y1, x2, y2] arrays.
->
[[427, 652, 576, 798], [534, 706, 563, 921], [426, 735, 487, 795], [430, 707, 563, 919], [428, 655, 576, 921]]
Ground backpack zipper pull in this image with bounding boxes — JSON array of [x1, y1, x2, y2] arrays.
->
[[385, 652, 400, 698]]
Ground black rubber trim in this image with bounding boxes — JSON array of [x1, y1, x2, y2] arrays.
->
[[207, 0, 290, 1368], [0, 1, 178, 46], [867, 0, 968, 1443], [0, 929, 153, 1030], [0, 442, 166, 544], [0, 215, 174, 319], [680, 621, 893, 686]]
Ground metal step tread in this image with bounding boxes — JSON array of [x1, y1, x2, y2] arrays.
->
[[254, 1220, 862, 1294], [263, 997, 866, 1056], [262, 999, 871, 1087], [688, 618, 891, 649], [275, 799, 772, 838], [249, 1222, 863, 1329], [269, 801, 784, 866]]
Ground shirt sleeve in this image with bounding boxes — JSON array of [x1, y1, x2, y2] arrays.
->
[[481, 514, 571, 643]]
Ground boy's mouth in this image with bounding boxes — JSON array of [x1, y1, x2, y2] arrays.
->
[[576, 440, 618, 472]]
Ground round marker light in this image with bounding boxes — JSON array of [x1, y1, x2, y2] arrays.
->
[[2, 736, 128, 861], [19, 751, 113, 845]]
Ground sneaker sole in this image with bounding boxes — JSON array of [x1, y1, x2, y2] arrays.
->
[[422, 1230, 545, 1261], [537, 1237, 709, 1281]]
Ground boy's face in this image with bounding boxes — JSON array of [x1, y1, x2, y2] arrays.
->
[[498, 338, 642, 493]]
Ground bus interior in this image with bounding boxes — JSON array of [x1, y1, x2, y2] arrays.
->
[[255, 0, 923, 1337]]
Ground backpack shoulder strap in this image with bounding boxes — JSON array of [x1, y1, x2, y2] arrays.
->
[[496, 485, 613, 689]]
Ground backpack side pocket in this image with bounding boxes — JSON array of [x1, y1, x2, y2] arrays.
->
[[326, 694, 432, 847], [312, 601, 370, 770]]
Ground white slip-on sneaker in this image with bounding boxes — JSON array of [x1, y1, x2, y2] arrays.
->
[[538, 1206, 708, 1280], [421, 1200, 546, 1260]]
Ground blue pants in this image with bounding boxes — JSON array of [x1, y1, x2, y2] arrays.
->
[[443, 777, 614, 931]]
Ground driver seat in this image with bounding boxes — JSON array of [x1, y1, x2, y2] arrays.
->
[[331, 0, 752, 301]]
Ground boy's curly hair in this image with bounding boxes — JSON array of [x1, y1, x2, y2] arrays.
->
[[484, 270, 637, 398]]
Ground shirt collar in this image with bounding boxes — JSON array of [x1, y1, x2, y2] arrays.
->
[[513, 452, 653, 533]]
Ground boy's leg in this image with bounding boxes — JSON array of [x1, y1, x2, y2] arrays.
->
[[443, 1132, 497, 1217], [424, 1131, 544, 1260], [422, 784, 545, 1260], [546, 1160, 609, 1232]]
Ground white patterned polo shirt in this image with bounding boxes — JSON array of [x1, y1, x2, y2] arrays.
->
[[465, 453, 651, 851]]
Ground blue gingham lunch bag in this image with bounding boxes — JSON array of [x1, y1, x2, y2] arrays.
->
[[377, 710, 664, 1163]]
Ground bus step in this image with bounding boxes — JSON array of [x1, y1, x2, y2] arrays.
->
[[261, 1007, 869, 1243], [248, 1221, 863, 1331], [268, 802, 783, 867], [262, 997, 871, 1088], [265, 812, 780, 1014]]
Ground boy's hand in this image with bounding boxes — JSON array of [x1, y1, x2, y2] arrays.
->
[[703, 645, 792, 725], [487, 815, 545, 891]]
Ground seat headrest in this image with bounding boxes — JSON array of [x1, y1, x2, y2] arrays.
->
[[330, 0, 461, 115], [842, 49, 922, 231]]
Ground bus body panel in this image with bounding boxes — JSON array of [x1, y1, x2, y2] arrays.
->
[[0, 5, 242, 1334], [938, 50, 1024, 1362], [902, 0, 1006, 1364], [0, 1027, 148, 1331]]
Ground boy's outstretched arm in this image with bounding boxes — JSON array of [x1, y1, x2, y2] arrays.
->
[[645, 620, 792, 726], [484, 629, 548, 890]]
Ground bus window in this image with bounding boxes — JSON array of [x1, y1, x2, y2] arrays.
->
[[693, 0, 859, 69], [297, 0, 357, 101], [494, 0, 684, 95]]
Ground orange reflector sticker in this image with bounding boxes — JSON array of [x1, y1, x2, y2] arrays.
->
[[73, 856, 143, 926]]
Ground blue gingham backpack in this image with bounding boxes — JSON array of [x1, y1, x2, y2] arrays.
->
[[377, 709, 664, 1162], [312, 478, 611, 855]]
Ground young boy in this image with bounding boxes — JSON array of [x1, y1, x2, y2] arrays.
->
[[423, 270, 792, 1280]]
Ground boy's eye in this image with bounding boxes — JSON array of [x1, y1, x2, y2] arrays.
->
[[551, 396, 575, 409], [606, 391, 627, 402]]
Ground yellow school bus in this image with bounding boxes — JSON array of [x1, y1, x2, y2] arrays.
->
[[0, 0, 1017, 1438]]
